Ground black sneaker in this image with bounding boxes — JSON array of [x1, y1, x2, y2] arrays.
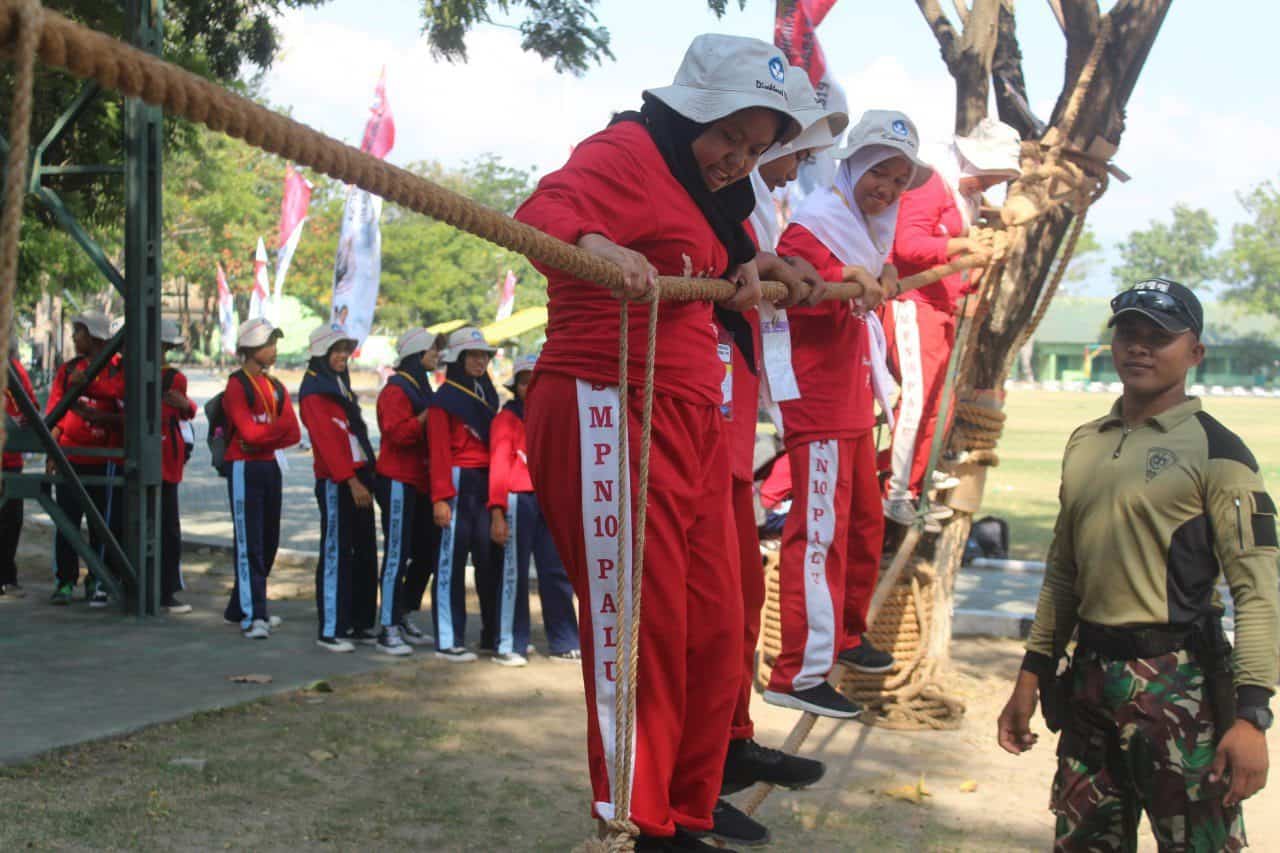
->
[[721, 737, 826, 795], [707, 799, 769, 847], [342, 627, 378, 646], [838, 639, 895, 673], [762, 683, 862, 719], [636, 828, 737, 852]]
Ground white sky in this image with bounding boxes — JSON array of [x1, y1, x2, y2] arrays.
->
[[261, 0, 1280, 297]]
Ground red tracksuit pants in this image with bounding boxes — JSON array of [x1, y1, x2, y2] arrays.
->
[[767, 433, 884, 693], [883, 299, 956, 501], [730, 475, 763, 742], [525, 372, 741, 837]]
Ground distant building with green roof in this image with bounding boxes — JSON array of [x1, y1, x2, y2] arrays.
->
[[1028, 296, 1280, 387]]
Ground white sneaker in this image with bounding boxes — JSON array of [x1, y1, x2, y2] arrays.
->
[[931, 471, 961, 491], [882, 498, 917, 527], [89, 588, 110, 608], [434, 647, 477, 663], [268, 615, 283, 628], [243, 619, 270, 640], [316, 636, 355, 653], [492, 652, 529, 668], [376, 627, 413, 657]]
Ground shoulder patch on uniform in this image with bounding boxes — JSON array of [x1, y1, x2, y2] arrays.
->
[[1193, 411, 1258, 472]]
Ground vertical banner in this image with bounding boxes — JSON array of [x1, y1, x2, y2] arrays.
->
[[775, 0, 846, 198], [248, 237, 271, 321], [330, 69, 396, 342], [273, 163, 314, 321], [495, 270, 517, 321], [216, 262, 237, 355]]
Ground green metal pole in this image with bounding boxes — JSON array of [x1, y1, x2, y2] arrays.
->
[[124, 0, 164, 617]]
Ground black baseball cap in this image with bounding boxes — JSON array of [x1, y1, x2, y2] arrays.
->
[[1108, 278, 1203, 338]]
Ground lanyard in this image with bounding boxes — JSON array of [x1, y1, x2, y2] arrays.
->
[[444, 379, 495, 412], [247, 372, 278, 423]]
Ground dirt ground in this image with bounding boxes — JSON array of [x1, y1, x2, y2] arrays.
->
[[4, 545, 1277, 851]]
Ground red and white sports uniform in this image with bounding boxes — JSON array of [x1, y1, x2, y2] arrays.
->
[[884, 171, 967, 501], [766, 223, 884, 694], [515, 119, 740, 837]]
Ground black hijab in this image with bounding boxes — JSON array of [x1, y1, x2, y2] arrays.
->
[[434, 358, 499, 445], [386, 353, 434, 414], [611, 94, 784, 374], [298, 353, 376, 465]]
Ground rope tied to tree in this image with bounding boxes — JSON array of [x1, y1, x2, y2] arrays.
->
[[0, 0, 41, 497]]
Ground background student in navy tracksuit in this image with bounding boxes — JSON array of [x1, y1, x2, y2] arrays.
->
[[1, 351, 37, 597], [488, 353, 580, 666], [159, 318, 197, 614], [374, 327, 440, 654], [298, 326, 379, 653], [428, 326, 499, 662], [222, 318, 301, 639]]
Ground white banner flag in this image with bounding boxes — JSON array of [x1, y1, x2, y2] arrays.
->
[[216, 263, 237, 355], [248, 237, 271, 321]]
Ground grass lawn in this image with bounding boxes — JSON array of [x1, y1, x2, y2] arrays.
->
[[982, 390, 1280, 559]]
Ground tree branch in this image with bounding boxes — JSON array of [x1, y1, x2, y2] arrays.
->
[[1045, 0, 1066, 34], [952, 0, 970, 26], [992, 0, 1039, 138], [916, 0, 961, 69]]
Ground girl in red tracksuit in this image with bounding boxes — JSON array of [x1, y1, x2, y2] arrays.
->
[[764, 111, 932, 719], [299, 327, 379, 652], [514, 33, 799, 846], [222, 320, 301, 639], [160, 336, 198, 613], [488, 355, 580, 666], [1, 354, 36, 596], [428, 327, 500, 662], [374, 328, 440, 653]]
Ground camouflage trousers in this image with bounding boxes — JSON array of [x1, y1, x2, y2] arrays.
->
[[1051, 648, 1247, 852]]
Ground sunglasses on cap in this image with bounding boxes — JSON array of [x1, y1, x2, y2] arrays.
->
[[1109, 287, 1197, 333]]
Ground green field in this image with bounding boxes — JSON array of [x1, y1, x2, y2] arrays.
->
[[980, 390, 1280, 559]]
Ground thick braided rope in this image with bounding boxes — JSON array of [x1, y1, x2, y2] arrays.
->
[[0, 1, 982, 308], [0, 0, 40, 491]]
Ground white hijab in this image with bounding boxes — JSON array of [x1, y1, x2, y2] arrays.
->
[[790, 144, 910, 275], [747, 170, 782, 252]]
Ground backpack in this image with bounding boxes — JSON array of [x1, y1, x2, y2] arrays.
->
[[206, 370, 285, 477]]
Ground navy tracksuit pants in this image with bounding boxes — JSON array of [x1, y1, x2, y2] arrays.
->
[[434, 466, 500, 652], [405, 490, 439, 613], [160, 481, 184, 601], [375, 476, 432, 629], [315, 470, 378, 639], [53, 459, 124, 588], [497, 491, 579, 656], [0, 466, 22, 587], [224, 459, 281, 628]]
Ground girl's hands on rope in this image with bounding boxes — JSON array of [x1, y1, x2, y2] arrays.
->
[[782, 255, 829, 307], [842, 265, 885, 312], [753, 252, 808, 308], [722, 260, 763, 312], [577, 233, 657, 301], [947, 236, 993, 266], [997, 670, 1041, 755]]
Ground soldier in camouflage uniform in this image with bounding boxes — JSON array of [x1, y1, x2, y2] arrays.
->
[[997, 279, 1277, 852]]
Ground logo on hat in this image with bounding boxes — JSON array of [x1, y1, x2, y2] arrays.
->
[[891, 119, 909, 137], [768, 56, 785, 83]]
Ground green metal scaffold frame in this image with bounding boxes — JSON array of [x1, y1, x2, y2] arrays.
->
[[2, 0, 164, 616]]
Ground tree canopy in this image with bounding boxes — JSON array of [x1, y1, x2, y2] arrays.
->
[[1221, 180, 1280, 315], [1111, 204, 1220, 290]]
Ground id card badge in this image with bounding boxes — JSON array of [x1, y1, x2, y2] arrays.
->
[[759, 303, 800, 402], [717, 327, 734, 422]]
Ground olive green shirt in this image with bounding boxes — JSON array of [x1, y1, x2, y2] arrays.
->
[[1025, 398, 1279, 709]]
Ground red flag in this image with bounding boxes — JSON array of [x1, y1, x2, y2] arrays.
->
[[775, 0, 840, 87], [249, 237, 270, 320], [360, 67, 396, 159], [495, 270, 517, 321], [277, 164, 313, 251]]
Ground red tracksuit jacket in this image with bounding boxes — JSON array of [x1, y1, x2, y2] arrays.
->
[[375, 381, 430, 494], [773, 223, 875, 447], [221, 371, 300, 464], [4, 358, 36, 471], [514, 120, 727, 407], [428, 408, 488, 502], [45, 354, 126, 465], [487, 407, 533, 510], [890, 171, 968, 313], [300, 393, 369, 483], [160, 366, 197, 484]]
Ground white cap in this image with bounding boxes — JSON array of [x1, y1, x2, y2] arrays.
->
[[832, 110, 933, 190], [308, 325, 358, 358], [70, 309, 112, 341], [645, 34, 802, 143], [160, 317, 185, 346], [759, 66, 847, 168], [440, 326, 498, 364], [396, 327, 435, 361], [504, 352, 538, 391], [954, 118, 1023, 181], [236, 317, 283, 350]]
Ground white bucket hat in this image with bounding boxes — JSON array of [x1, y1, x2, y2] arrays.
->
[[236, 317, 283, 350], [395, 327, 435, 362], [440, 326, 498, 364], [160, 317, 185, 347], [759, 66, 848, 167], [954, 117, 1023, 181], [70, 309, 112, 341], [832, 110, 933, 190], [645, 34, 802, 144], [308, 325, 358, 358], [504, 352, 538, 391]]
